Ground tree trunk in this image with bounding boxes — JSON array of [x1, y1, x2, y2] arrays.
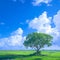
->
[[36, 49, 41, 55]]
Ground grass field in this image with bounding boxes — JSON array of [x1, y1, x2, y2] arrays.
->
[[0, 50, 60, 60]]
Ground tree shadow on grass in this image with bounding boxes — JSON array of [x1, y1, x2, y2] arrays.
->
[[0, 53, 43, 60], [0, 52, 48, 60], [34, 58, 42, 60], [0, 55, 27, 60]]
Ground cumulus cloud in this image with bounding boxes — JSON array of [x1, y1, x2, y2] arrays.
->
[[53, 10, 60, 32], [29, 11, 58, 36], [29, 10, 60, 50], [53, 10, 60, 45], [29, 12, 50, 33], [0, 28, 25, 50], [32, 0, 52, 6]]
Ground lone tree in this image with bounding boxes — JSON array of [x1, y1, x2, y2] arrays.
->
[[23, 32, 53, 55]]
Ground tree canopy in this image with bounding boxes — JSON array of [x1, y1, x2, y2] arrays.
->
[[24, 32, 53, 55]]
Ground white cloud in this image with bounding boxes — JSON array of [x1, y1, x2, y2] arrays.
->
[[0, 28, 25, 50], [43, 45, 60, 50], [29, 11, 56, 35], [11, 28, 23, 35], [53, 10, 60, 32], [32, 0, 52, 6], [52, 10, 60, 44], [29, 11, 59, 37], [8, 28, 23, 46], [29, 10, 60, 50]]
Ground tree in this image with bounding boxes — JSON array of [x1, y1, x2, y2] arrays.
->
[[23, 32, 53, 55]]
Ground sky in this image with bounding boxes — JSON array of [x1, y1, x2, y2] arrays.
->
[[0, 0, 60, 50]]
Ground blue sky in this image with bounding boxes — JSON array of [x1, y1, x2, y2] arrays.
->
[[0, 0, 60, 50]]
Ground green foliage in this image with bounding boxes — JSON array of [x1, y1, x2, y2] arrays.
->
[[24, 32, 53, 51]]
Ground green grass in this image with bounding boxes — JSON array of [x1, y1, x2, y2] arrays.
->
[[0, 50, 60, 60]]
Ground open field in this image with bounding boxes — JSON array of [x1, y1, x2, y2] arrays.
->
[[0, 50, 60, 60]]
